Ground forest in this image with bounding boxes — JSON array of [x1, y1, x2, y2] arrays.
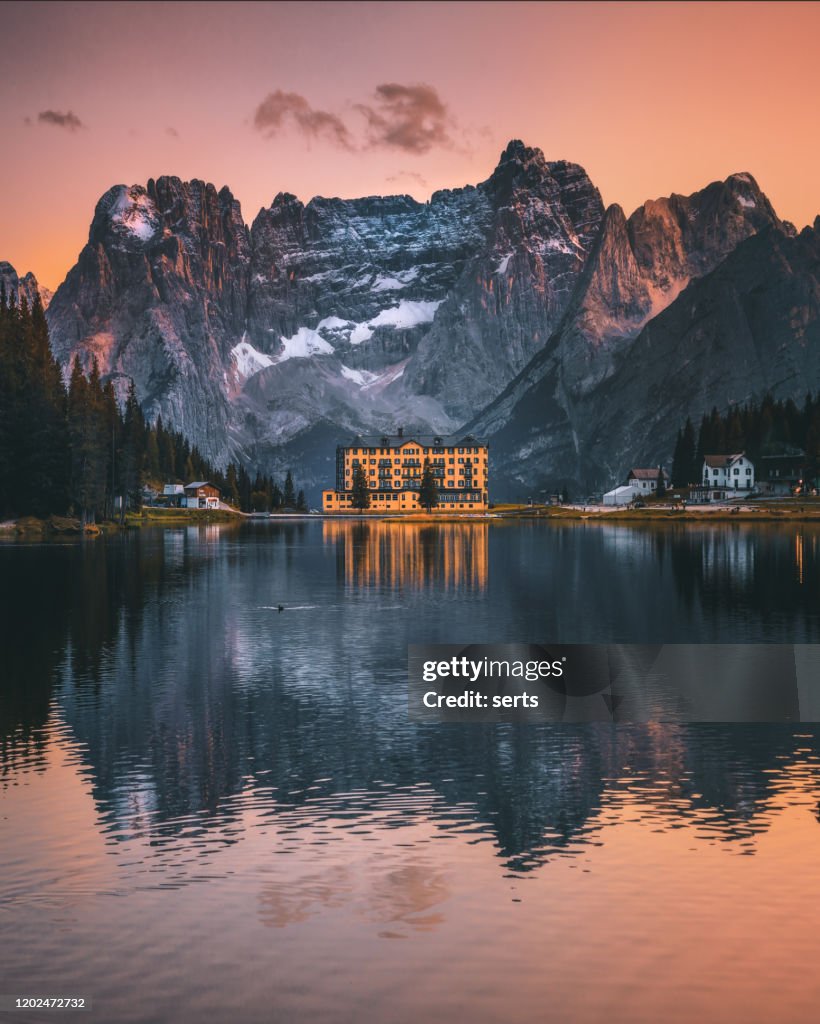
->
[[671, 397, 820, 488], [0, 288, 306, 522]]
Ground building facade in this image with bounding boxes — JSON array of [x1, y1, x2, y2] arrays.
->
[[626, 467, 670, 494], [757, 450, 809, 495], [322, 432, 489, 513], [184, 482, 220, 509], [701, 453, 755, 497]]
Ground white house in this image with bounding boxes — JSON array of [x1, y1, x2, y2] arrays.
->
[[626, 467, 670, 494], [702, 453, 755, 496], [603, 485, 638, 506]]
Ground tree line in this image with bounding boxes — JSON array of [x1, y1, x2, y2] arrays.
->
[[671, 394, 820, 487], [0, 287, 306, 522]]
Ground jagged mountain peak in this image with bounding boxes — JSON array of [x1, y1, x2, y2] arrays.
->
[[88, 176, 246, 253], [0, 261, 52, 309], [498, 138, 547, 166], [269, 191, 302, 210], [42, 149, 809, 500]]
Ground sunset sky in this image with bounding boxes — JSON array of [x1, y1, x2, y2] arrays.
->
[[3, 0, 819, 290]]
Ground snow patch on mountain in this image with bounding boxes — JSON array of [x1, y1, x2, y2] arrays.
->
[[317, 315, 352, 332], [369, 299, 442, 330], [371, 267, 420, 291], [276, 326, 334, 362], [110, 187, 159, 241], [340, 364, 379, 387], [232, 334, 273, 379], [350, 322, 374, 345]]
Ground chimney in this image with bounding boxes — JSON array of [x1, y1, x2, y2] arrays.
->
[[397, 426, 404, 438]]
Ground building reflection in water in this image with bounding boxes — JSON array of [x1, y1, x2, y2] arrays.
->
[[323, 521, 488, 592]]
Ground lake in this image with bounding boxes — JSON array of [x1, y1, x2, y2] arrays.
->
[[2, 520, 820, 1023]]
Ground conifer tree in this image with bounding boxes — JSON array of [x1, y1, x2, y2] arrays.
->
[[283, 469, 296, 508], [419, 458, 438, 512], [350, 464, 370, 510]]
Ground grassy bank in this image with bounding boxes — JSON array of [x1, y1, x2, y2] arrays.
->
[[0, 505, 245, 539], [132, 506, 242, 525], [355, 499, 820, 525], [492, 500, 820, 523], [0, 514, 111, 538]]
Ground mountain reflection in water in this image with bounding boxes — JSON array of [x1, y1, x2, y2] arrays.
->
[[3, 521, 820, 1024]]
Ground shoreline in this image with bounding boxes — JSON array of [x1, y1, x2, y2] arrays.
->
[[5, 502, 820, 539]]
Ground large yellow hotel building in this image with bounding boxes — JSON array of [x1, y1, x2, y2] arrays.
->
[[322, 429, 489, 513]]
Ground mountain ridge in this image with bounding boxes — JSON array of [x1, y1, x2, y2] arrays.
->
[[4, 143, 816, 499]]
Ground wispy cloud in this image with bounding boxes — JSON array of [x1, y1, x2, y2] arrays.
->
[[251, 84, 458, 156], [386, 170, 430, 190], [253, 90, 353, 149], [356, 83, 451, 154], [36, 109, 85, 132]]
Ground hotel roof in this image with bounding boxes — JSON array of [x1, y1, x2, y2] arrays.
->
[[341, 432, 487, 449]]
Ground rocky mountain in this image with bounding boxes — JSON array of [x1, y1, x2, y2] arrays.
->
[[0, 261, 52, 309], [43, 142, 604, 484], [9, 143, 818, 499], [46, 178, 251, 460], [468, 173, 806, 496]]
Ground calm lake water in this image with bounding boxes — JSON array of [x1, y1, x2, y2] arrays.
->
[[3, 520, 820, 1023]]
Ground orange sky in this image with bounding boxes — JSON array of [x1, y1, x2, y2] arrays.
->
[[3, 0, 819, 290]]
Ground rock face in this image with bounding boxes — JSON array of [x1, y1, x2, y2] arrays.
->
[[0, 262, 52, 309], [46, 178, 250, 458], [44, 143, 604, 478], [469, 174, 803, 496], [30, 143, 820, 498]]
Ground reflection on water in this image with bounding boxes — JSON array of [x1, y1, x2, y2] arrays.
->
[[323, 520, 488, 591], [3, 521, 820, 1023]]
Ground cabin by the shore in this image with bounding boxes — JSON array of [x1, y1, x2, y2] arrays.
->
[[183, 482, 220, 509], [626, 467, 670, 494], [603, 466, 669, 505], [159, 481, 220, 509]]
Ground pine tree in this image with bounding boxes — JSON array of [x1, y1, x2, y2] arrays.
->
[[296, 489, 307, 512], [238, 464, 252, 512], [119, 380, 144, 519], [283, 469, 296, 508], [226, 464, 240, 506], [656, 465, 667, 498], [419, 458, 438, 512], [350, 464, 371, 510]]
